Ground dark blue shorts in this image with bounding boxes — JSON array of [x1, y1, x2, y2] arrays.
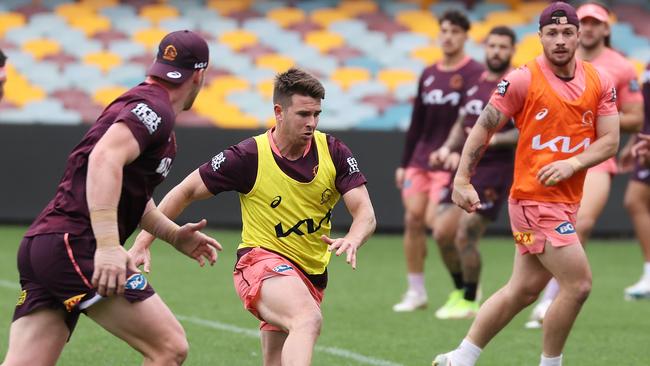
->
[[13, 233, 155, 335]]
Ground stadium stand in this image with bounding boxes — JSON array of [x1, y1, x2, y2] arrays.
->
[[0, 0, 649, 129]]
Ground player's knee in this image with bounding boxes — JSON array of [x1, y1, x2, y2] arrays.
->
[[290, 310, 322, 337], [404, 211, 425, 231], [153, 328, 189, 365], [569, 278, 592, 305]]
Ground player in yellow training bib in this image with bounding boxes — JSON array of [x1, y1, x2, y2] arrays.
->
[[129, 68, 376, 366]]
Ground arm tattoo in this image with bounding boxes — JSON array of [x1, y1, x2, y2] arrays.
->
[[467, 143, 487, 176], [477, 104, 505, 132]]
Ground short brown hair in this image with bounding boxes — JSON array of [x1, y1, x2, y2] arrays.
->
[[273, 68, 325, 107]]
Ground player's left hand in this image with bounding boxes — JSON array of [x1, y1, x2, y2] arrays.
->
[[537, 160, 576, 186], [321, 235, 359, 269], [632, 134, 650, 167], [443, 152, 461, 171], [173, 219, 223, 267]]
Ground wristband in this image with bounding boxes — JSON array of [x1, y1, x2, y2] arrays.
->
[[89, 207, 119, 248]]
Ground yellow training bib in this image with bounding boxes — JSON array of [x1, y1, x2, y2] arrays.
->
[[238, 131, 340, 274]]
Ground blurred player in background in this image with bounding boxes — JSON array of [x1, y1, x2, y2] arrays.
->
[[433, 3, 619, 365], [526, 1, 644, 328], [129, 68, 376, 366], [623, 63, 650, 300], [428, 26, 518, 320], [0, 48, 7, 102], [1, 30, 221, 366], [394, 10, 484, 312]]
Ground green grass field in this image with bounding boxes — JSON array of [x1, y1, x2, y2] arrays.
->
[[0, 224, 648, 365]]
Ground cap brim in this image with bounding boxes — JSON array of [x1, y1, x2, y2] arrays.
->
[[577, 6, 609, 23], [147, 62, 193, 84]]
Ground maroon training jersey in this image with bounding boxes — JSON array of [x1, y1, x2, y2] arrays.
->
[[401, 57, 485, 170], [198, 132, 367, 196], [26, 82, 177, 244], [461, 73, 515, 165]]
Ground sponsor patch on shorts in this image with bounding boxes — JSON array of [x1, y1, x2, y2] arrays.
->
[[272, 264, 293, 273], [555, 222, 576, 235], [125, 273, 148, 290], [513, 231, 534, 246], [16, 290, 26, 306], [63, 294, 86, 312]]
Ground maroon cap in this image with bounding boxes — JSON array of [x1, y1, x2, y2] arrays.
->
[[539, 2, 580, 29], [147, 30, 209, 84]]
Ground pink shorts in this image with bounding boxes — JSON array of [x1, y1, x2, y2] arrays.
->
[[401, 167, 452, 202], [589, 157, 617, 175], [233, 247, 324, 332], [508, 199, 581, 255]]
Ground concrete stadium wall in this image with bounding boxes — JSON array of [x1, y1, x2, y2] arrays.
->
[[0, 124, 635, 237]]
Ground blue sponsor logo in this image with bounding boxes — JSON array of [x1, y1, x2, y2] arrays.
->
[[555, 222, 576, 235], [125, 273, 148, 290], [273, 264, 293, 273]]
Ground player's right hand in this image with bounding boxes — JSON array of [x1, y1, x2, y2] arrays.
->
[[632, 134, 650, 166], [452, 182, 481, 213], [429, 147, 450, 168], [617, 145, 635, 173], [395, 167, 405, 189], [173, 219, 222, 267], [92, 245, 138, 297]]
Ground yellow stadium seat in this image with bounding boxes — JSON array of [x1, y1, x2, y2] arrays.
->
[[214, 111, 260, 129], [330, 67, 371, 90], [207, 76, 250, 98], [93, 86, 128, 107], [256, 54, 295, 73], [0, 12, 26, 38], [69, 15, 111, 36], [84, 51, 122, 73], [630, 59, 646, 79], [79, 0, 119, 10], [133, 28, 168, 49], [265, 115, 276, 128], [407, 20, 440, 40], [304, 31, 345, 53], [377, 69, 417, 91], [219, 30, 258, 51], [485, 11, 527, 26], [513, 2, 548, 21], [267, 7, 306, 28], [22, 39, 61, 60], [257, 79, 274, 100], [512, 34, 542, 67], [207, 0, 252, 16], [468, 22, 494, 43], [338, 0, 378, 16], [396, 10, 437, 29], [55, 3, 96, 22], [310, 8, 350, 28], [3, 65, 46, 107], [140, 4, 179, 24], [411, 45, 442, 65]]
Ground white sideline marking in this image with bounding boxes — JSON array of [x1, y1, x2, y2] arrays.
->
[[0, 280, 403, 366]]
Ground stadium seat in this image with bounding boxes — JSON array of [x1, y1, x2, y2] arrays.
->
[[55, 3, 96, 22], [377, 69, 417, 92], [112, 17, 152, 37], [219, 30, 259, 51], [304, 31, 345, 53], [296, 0, 339, 14], [99, 4, 137, 21], [330, 67, 371, 90], [267, 7, 307, 28], [252, 1, 286, 14], [109, 40, 147, 60], [256, 78, 274, 100], [206, 0, 252, 16], [338, 0, 379, 16], [256, 54, 295, 73], [92, 86, 128, 107], [21, 38, 61, 60], [346, 80, 389, 100], [68, 15, 111, 36], [159, 18, 199, 33], [310, 8, 351, 28], [394, 82, 417, 103], [3, 65, 47, 107], [132, 28, 168, 49], [411, 45, 443, 65], [83, 51, 122, 73], [328, 19, 369, 39], [345, 56, 383, 75], [140, 4, 180, 25], [106, 63, 146, 88]]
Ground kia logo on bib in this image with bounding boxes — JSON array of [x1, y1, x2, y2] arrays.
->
[[531, 135, 590, 153]]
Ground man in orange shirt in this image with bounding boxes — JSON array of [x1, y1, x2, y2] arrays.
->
[[526, 1, 644, 327], [433, 3, 619, 366]]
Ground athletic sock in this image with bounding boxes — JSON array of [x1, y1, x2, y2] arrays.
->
[[451, 272, 464, 290], [540, 354, 562, 366], [542, 278, 560, 302], [464, 282, 478, 301], [407, 273, 425, 295], [451, 338, 481, 366], [643, 262, 650, 279]]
